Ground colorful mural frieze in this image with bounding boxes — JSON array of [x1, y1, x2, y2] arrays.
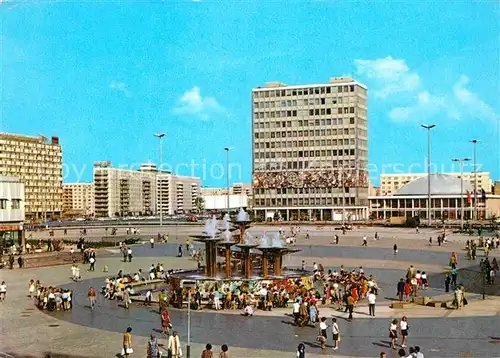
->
[[252, 169, 368, 189]]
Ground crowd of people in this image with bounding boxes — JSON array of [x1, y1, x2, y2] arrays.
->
[[29, 279, 73, 311]]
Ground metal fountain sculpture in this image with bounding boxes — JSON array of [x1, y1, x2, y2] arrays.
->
[[190, 208, 298, 280]]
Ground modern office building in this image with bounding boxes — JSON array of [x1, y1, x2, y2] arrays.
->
[[380, 172, 492, 196], [251, 77, 369, 221], [0, 133, 63, 220], [62, 183, 95, 218], [369, 174, 500, 220], [0, 176, 25, 249], [93, 162, 200, 218]]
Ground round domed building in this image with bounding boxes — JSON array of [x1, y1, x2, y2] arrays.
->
[[369, 174, 500, 222]]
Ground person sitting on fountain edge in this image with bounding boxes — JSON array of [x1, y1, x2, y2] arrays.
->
[[243, 303, 254, 317]]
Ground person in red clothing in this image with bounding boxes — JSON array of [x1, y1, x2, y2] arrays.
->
[[351, 286, 359, 304], [404, 280, 412, 301], [161, 309, 171, 337]]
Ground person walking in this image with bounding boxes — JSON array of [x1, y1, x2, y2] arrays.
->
[[219, 344, 229, 358], [127, 247, 133, 263], [346, 294, 355, 321], [362, 236, 368, 247], [317, 317, 328, 350], [146, 334, 159, 358], [0, 281, 6, 302], [161, 309, 172, 337], [393, 244, 398, 255], [331, 318, 340, 350], [444, 273, 451, 292], [122, 327, 133, 358], [89, 256, 95, 271], [167, 331, 182, 358], [367, 290, 376, 316], [296, 343, 306, 358], [451, 266, 458, 289], [150, 237, 155, 249], [201, 343, 213, 358], [389, 319, 398, 350], [397, 278, 405, 301], [399, 316, 409, 347], [88, 286, 96, 310]]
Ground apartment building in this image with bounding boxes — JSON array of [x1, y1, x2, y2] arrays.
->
[[93, 162, 200, 217], [62, 183, 95, 218], [171, 175, 200, 214], [251, 77, 369, 221], [94, 162, 157, 218], [0, 176, 25, 249], [0, 133, 63, 220], [380, 172, 492, 196]]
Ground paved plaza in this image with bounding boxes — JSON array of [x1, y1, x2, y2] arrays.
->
[[1, 225, 500, 358]]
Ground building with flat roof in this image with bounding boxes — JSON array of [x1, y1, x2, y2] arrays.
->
[[0, 176, 25, 250], [93, 162, 200, 218], [201, 183, 252, 211], [251, 77, 369, 221], [62, 183, 95, 218], [0, 133, 63, 220], [380, 172, 492, 196]]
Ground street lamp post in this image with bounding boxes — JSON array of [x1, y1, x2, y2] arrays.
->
[[470, 140, 479, 221], [224, 147, 231, 215], [452, 158, 471, 230], [154, 133, 166, 226], [421, 124, 436, 226]]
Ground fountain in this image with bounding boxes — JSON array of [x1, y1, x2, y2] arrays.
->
[[169, 208, 306, 300]]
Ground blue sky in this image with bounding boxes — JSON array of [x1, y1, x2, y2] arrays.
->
[[1, 0, 499, 186]]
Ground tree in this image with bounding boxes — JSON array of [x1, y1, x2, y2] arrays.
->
[[195, 197, 205, 213]]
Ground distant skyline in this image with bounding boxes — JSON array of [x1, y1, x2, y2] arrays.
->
[[2, 1, 499, 186]]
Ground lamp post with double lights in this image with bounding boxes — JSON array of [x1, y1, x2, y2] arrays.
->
[[470, 139, 480, 221], [421, 124, 436, 226], [154, 133, 165, 226], [452, 158, 471, 230]]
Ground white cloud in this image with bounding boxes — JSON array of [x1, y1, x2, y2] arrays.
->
[[452, 75, 498, 122], [389, 91, 446, 122], [354, 56, 420, 98], [355, 56, 498, 123], [109, 80, 131, 97], [172, 86, 225, 120]]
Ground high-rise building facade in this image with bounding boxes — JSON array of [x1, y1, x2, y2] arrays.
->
[[94, 162, 157, 218], [251, 77, 369, 221], [62, 183, 95, 217], [0, 133, 63, 220], [380, 172, 492, 196], [93, 162, 200, 217]]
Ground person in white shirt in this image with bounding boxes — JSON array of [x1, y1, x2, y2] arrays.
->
[[414, 346, 424, 358], [0, 281, 7, 302], [362, 236, 367, 246], [313, 262, 318, 271], [167, 331, 181, 358], [150, 237, 155, 248], [399, 316, 409, 347], [75, 265, 80, 281], [367, 291, 376, 316], [318, 317, 328, 350], [243, 304, 254, 316], [331, 317, 340, 350], [292, 300, 300, 325]]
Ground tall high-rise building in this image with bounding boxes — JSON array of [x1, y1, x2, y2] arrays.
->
[[251, 77, 369, 221], [62, 183, 95, 217], [0, 133, 63, 220], [93, 162, 200, 218]]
